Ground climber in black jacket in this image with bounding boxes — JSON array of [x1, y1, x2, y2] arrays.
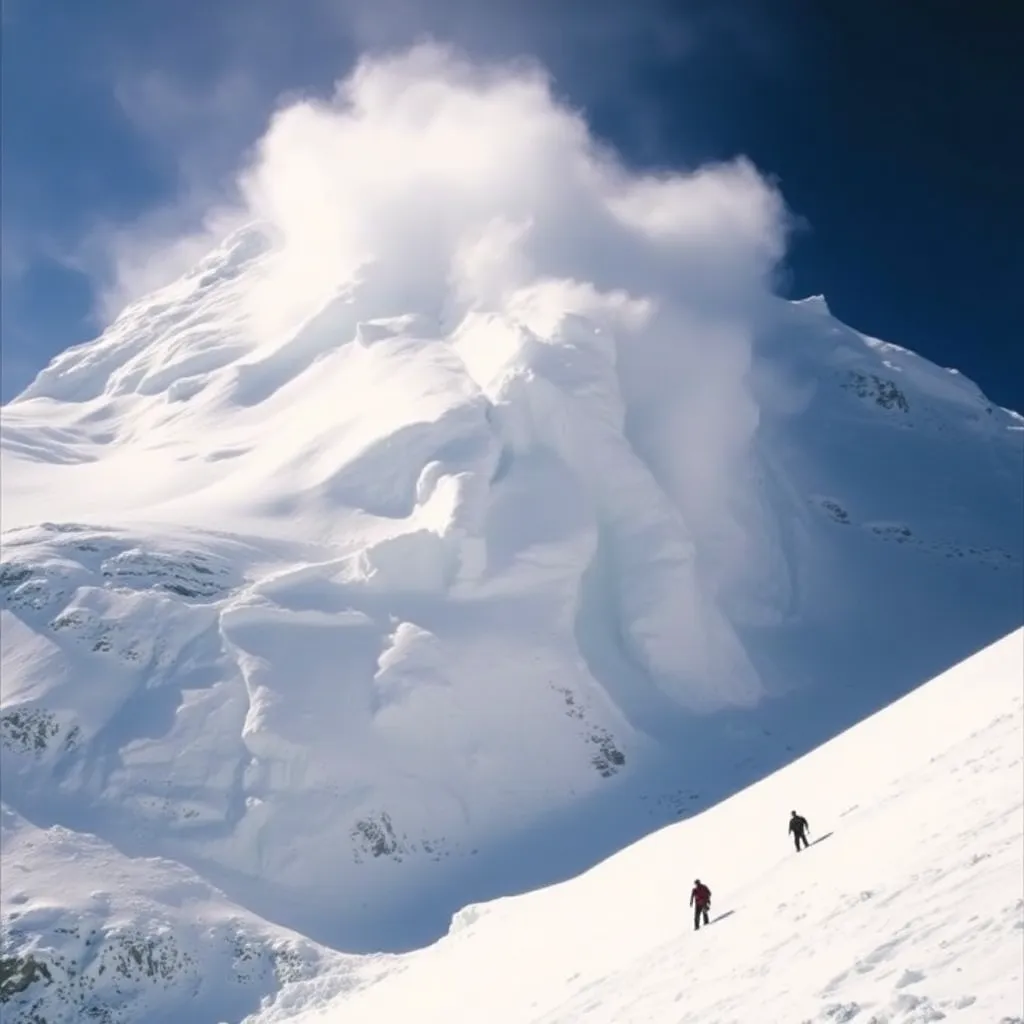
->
[[789, 810, 810, 851]]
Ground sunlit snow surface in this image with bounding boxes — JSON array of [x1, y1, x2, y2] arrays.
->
[[248, 628, 1024, 1024], [2, 224, 1021, 959], [1, 47, 1023, 1022]]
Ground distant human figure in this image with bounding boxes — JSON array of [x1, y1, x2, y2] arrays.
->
[[690, 879, 712, 930], [789, 810, 810, 851]]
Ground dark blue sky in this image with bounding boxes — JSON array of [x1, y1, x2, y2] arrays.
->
[[3, 0, 1021, 408]]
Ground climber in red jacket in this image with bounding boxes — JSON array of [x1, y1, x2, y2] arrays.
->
[[690, 879, 712, 930]]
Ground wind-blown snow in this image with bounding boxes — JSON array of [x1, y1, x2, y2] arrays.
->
[[2, 44, 1023, 1022], [250, 628, 1024, 1024]]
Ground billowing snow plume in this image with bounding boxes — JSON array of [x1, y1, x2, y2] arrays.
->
[[2, 43, 1022, 983], [9, 44, 794, 710]]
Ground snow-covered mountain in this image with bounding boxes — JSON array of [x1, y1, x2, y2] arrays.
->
[[243, 626, 1024, 1024], [4, 620, 1019, 1024], [0, 803, 352, 1024], [1, 45, 1022, 1024]]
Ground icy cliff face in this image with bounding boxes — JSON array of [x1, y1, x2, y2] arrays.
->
[[2, 47, 1022, 970]]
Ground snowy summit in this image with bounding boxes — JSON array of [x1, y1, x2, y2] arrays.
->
[[1, 46, 1022, 1024]]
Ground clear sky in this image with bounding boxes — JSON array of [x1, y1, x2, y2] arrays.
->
[[2, 0, 1021, 409]]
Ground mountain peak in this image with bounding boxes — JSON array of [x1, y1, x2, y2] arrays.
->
[[3, 232, 1020, 960], [791, 292, 831, 316]]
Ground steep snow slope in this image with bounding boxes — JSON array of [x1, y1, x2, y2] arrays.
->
[[2, 49, 1022, 964], [249, 627, 1024, 1024], [4, 239, 1019, 950], [2, 249, 1020, 953]]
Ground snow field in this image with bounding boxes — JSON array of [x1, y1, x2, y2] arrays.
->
[[250, 628, 1024, 1024]]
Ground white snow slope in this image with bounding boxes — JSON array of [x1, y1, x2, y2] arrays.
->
[[1, 45, 1022, 1023], [247, 626, 1024, 1024], [0, 803, 360, 1024]]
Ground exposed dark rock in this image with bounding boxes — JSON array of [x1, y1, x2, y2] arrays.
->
[[352, 812, 403, 861], [589, 729, 626, 778], [842, 371, 910, 413], [1, 709, 62, 756]]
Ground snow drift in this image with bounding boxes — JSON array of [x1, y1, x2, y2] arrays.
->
[[1, 42, 1022, 1005]]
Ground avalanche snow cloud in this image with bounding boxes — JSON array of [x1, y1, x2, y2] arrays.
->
[[2, 41, 1022, 985]]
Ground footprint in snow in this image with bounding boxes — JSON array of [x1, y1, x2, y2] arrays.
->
[[895, 968, 926, 988], [853, 935, 902, 974]]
